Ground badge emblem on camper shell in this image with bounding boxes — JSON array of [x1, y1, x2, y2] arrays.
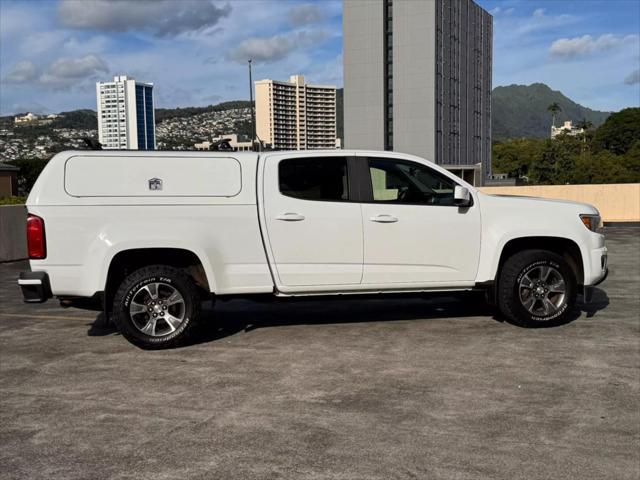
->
[[148, 178, 163, 191]]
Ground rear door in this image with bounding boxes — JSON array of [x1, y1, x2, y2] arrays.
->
[[261, 153, 363, 288]]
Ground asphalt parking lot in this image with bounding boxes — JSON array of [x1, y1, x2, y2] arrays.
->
[[0, 228, 638, 480]]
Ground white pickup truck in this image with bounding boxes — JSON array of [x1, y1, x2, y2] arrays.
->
[[19, 150, 608, 348]]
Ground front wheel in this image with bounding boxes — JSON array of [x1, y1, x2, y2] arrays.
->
[[112, 265, 202, 349], [498, 249, 577, 327]]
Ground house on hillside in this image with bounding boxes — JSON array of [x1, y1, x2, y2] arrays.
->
[[551, 120, 584, 139], [14, 113, 39, 124]]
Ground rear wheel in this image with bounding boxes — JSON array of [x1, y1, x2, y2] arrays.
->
[[112, 265, 202, 349], [498, 249, 577, 327]]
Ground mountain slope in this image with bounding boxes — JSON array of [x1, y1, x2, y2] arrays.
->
[[492, 83, 610, 140]]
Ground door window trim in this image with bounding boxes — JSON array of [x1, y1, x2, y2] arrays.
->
[[359, 156, 472, 207]]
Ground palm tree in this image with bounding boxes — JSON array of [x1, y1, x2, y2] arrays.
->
[[547, 102, 562, 127], [576, 118, 593, 132], [576, 118, 594, 153]]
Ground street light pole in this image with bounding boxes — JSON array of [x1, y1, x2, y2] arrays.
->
[[248, 59, 257, 150]]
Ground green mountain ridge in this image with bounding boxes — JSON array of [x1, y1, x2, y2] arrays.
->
[[492, 83, 611, 140]]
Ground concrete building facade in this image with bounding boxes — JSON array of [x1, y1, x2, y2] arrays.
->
[[343, 0, 492, 184], [96, 75, 156, 150], [255, 75, 337, 150]]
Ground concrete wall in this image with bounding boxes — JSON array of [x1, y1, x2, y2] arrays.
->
[[0, 205, 27, 262], [480, 183, 640, 223], [343, 0, 385, 150]]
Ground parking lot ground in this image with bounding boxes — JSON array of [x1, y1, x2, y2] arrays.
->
[[1, 228, 638, 480]]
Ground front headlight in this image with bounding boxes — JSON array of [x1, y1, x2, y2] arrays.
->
[[580, 214, 601, 232]]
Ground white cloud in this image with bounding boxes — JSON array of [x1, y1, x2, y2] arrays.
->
[[288, 4, 325, 26], [3, 60, 39, 83], [549, 34, 639, 59], [57, 0, 231, 36], [624, 69, 640, 85], [533, 8, 545, 18], [40, 54, 108, 85], [226, 30, 329, 64], [494, 10, 576, 39], [3, 55, 108, 90]]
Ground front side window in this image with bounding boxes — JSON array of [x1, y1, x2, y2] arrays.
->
[[279, 157, 349, 201], [369, 158, 456, 205]]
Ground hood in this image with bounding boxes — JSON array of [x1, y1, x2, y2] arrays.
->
[[478, 191, 599, 215]]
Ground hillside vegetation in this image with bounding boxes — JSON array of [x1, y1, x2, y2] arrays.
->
[[492, 108, 640, 185], [492, 83, 610, 140]]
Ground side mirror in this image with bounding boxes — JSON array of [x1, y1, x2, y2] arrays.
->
[[454, 186, 472, 207]]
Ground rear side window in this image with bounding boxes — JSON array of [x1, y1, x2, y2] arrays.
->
[[279, 157, 349, 201]]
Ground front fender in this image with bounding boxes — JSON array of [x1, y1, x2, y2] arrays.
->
[[476, 230, 589, 284]]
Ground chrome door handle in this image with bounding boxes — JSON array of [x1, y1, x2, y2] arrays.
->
[[276, 212, 305, 221], [370, 214, 398, 223]]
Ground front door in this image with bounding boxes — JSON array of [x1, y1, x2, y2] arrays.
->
[[360, 155, 481, 285], [262, 154, 363, 288]]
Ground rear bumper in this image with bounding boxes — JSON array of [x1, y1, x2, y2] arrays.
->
[[18, 271, 52, 303]]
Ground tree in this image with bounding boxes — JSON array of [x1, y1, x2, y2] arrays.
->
[[576, 118, 594, 152], [10, 159, 49, 196], [621, 139, 640, 181], [492, 139, 543, 180], [576, 118, 593, 132], [547, 102, 562, 128], [491, 112, 640, 185], [592, 107, 640, 155], [573, 150, 629, 185], [529, 137, 580, 184]]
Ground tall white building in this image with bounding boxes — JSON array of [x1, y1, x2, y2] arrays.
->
[[255, 75, 337, 150], [96, 75, 156, 150]]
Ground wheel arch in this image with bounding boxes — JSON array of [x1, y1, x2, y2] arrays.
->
[[103, 247, 214, 314], [495, 236, 584, 287]]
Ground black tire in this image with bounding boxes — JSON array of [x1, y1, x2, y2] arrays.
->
[[498, 249, 577, 328], [112, 265, 202, 349]]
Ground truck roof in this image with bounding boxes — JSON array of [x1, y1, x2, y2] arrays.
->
[[27, 149, 472, 207]]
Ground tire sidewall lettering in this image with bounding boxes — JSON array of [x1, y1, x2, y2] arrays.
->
[[516, 260, 561, 284]]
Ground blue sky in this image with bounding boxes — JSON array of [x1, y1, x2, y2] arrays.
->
[[0, 0, 638, 116]]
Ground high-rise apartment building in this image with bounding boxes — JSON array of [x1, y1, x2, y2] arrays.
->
[[255, 75, 337, 150], [96, 75, 156, 150], [343, 0, 492, 185]]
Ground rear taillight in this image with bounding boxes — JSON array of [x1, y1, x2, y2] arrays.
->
[[27, 214, 46, 259]]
